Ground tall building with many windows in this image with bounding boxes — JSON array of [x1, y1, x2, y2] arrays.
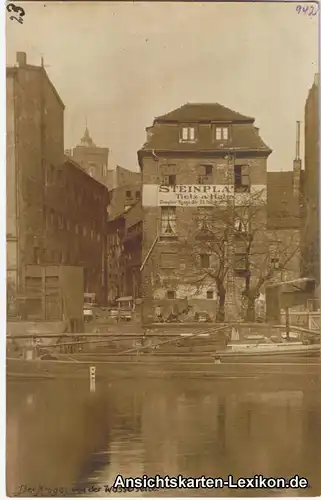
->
[[138, 103, 273, 324], [6, 52, 109, 316], [6, 51, 65, 313]]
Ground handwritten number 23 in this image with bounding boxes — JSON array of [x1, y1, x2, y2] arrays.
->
[[7, 3, 25, 23]]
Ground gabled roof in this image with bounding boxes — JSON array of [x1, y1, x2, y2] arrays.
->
[[154, 103, 255, 124]]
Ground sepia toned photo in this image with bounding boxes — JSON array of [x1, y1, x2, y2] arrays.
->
[[5, 1, 320, 497]]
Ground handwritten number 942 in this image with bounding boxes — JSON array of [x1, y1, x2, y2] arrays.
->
[[296, 4, 319, 16], [6, 3, 25, 24]]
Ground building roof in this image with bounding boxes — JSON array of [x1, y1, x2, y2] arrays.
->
[[154, 103, 255, 124], [138, 103, 271, 159], [267, 171, 300, 229], [139, 122, 271, 155], [124, 200, 142, 229], [63, 155, 109, 195]]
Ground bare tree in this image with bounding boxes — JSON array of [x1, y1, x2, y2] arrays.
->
[[186, 205, 234, 322], [186, 188, 301, 322]]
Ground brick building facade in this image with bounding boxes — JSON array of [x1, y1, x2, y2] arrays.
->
[[6, 52, 109, 315], [7, 52, 65, 312], [138, 103, 273, 324]]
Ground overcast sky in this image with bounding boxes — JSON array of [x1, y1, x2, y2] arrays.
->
[[6, 1, 319, 172]]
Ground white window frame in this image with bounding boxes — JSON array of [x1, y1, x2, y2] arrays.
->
[[215, 126, 229, 141], [160, 207, 177, 237], [181, 126, 196, 142]]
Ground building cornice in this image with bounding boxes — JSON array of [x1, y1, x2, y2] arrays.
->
[[138, 148, 272, 168]]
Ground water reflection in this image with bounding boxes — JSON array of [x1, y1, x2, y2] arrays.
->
[[7, 376, 321, 497]]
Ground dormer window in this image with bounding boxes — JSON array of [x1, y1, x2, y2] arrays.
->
[[215, 126, 229, 141], [181, 126, 196, 142]]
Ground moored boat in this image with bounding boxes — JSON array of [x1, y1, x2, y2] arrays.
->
[[6, 324, 320, 380], [214, 328, 320, 362]]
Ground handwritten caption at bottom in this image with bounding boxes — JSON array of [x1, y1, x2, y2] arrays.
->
[[14, 483, 157, 497]]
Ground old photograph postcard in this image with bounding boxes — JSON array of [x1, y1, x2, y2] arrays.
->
[[5, 0, 320, 498]]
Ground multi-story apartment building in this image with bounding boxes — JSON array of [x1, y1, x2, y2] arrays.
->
[[48, 156, 109, 304], [6, 52, 109, 315], [123, 201, 142, 299], [107, 201, 142, 303], [106, 166, 142, 303], [106, 215, 126, 303], [138, 103, 273, 324], [302, 74, 320, 285], [6, 51, 65, 313]]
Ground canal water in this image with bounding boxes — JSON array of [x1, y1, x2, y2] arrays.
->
[[6, 375, 321, 497]]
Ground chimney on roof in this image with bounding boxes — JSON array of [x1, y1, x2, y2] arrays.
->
[[293, 120, 302, 202], [314, 73, 319, 86], [254, 127, 259, 135], [16, 52, 27, 67]]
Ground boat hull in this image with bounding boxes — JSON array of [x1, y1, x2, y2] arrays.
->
[[7, 352, 321, 382], [216, 344, 320, 362]]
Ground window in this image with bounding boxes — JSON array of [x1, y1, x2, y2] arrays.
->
[[160, 207, 177, 237], [167, 290, 176, 299], [205, 165, 213, 176], [207, 290, 214, 299], [83, 226, 87, 237], [33, 247, 41, 264], [198, 175, 211, 185], [234, 165, 250, 192], [135, 190, 140, 199], [234, 213, 249, 233], [181, 126, 196, 142], [66, 220, 70, 231], [197, 208, 213, 232], [58, 215, 64, 230], [234, 239, 247, 273], [215, 127, 229, 141], [200, 254, 210, 268], [162, 175, 176, 186], [234, 253, 247, 273], [271, 257, 280, 270], [126, 190, 131, 198], [75, 224, 79, 235], [161, 253, 177, 268]]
